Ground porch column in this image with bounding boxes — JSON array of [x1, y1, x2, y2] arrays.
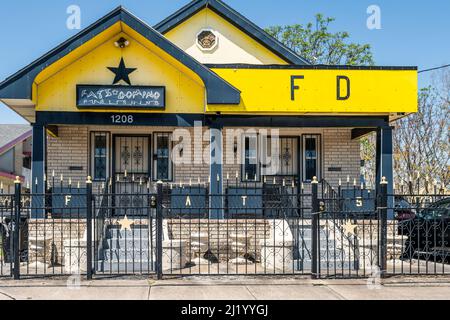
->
[[209, 122, 223, 219], [31, 124, 46, 218], [376, 126, 394, 220]]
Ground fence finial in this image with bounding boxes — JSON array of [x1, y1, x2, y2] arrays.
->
[[14, 176, 21, 184], [311, 176, 318, 184], [86, 176, 93, 184], [380, 176, 388, 185]]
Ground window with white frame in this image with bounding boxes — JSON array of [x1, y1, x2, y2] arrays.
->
[[153, 133, 173, 181], [90, 132, 109, 181], [242, 134, 259, 181], [302, 134, 321, 182]]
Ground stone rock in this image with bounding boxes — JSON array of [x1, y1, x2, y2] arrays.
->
[[229, 257, 253, 265]]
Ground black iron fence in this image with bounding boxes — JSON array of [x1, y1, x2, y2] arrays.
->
[[0, 175, 448, 280]]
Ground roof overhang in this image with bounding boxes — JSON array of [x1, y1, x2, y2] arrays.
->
[[0, 129, 32, 155], [0, 6, 241, 122], [154, 0, 310, 65]]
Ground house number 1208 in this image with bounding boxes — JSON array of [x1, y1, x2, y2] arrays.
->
[[111, 115, 134, 124]]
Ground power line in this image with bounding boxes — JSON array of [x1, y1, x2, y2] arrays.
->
[[418, 64, 450, 74]]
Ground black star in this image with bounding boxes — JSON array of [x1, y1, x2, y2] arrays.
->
[[107, 58, 136, 85]]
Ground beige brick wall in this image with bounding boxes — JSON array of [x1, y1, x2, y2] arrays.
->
[[168, 219, 270, 261], [46, 126, 361, 189], [47, 126, 89, 185], [322, 129, 361, 186], [46, 125, 211, 186]]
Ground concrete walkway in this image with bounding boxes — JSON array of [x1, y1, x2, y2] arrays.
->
[[0, 276, 449, 300]]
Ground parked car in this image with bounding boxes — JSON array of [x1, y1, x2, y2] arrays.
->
[[400, 198, 450, 262], [394, 196, 416, 221]]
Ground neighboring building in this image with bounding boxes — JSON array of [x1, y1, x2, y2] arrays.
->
[[0, 125, 32, 193], [0, 0, 417, 215]]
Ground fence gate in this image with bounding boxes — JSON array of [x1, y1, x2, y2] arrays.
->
[[92, 177, 159, 277], [310, 180, 387, 279]]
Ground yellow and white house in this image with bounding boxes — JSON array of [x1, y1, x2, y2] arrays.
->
[[0, 0, 417, 219]]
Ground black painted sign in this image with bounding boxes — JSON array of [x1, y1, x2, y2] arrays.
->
[[77, 85, 165, 109]]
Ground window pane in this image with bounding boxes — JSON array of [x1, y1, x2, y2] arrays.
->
[[94, 157, 106, 180], [155, 134, 171, 181], [243, 135, 258, 181], [95, 135, 107, 156], [92, 133, 108, 180], [303, 135, 319, 181], [157, 158, 169, 180], [305, 138, 316, 159], [305, 159, 316, 181], [157, 136, 169, 158]]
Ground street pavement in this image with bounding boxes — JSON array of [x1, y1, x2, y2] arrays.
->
[[0, 276, 449, 300]]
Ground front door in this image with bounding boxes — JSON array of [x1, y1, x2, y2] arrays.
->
[[113, 135, 151, 216]]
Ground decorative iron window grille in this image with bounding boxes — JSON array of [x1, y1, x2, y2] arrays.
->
[[90, 132, 109, 181]]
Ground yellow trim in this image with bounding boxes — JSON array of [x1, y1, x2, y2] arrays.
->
[[207, 68, 418, 114], [34, 23, 206, 114]]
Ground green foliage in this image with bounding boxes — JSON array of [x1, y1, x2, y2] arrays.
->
[[266, 14, 374, 65]]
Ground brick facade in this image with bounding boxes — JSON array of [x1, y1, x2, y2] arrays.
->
[[46, 126, 361, 188]]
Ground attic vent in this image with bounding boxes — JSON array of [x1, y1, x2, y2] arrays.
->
[[196, 29, 218, 51]]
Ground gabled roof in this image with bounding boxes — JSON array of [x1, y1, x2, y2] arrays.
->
[[154, 0, 310, 65], [0, 125, 32, 155], [0, 6, 240, 104]]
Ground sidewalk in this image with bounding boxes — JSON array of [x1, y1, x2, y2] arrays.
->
[[0, 276, 450, 300]]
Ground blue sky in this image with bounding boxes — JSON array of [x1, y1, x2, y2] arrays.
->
[[0, 0, 448, 124]]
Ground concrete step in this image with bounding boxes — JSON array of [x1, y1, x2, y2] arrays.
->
[[106, 238, 154, 249], [106, 227, 152, 239], [300, 238, 338, 247], [297, 248, 344, 259], [97, 261, 155, 273], [102, 249, 154, 261], [295, 259, 358, 271]]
